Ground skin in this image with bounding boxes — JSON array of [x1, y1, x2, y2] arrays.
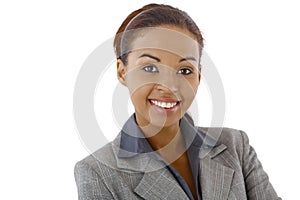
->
[[117, 25, 201, 199]]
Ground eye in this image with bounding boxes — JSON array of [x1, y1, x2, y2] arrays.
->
[[178, 68, 193, 75], [142, 64, 159, 73]]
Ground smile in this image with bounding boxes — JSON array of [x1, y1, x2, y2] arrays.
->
[[149, 99, 180, 109]]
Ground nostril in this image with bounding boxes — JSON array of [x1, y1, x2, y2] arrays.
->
[[155, 84, 176, 92]]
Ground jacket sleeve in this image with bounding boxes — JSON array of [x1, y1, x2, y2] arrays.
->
[[74, 161, 114, 200], [240, 130, 281, 200]]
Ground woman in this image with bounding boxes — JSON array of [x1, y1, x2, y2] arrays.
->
[[75, 4, 281, 200]]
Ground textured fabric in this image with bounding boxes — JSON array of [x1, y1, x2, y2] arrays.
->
[[118, 114, 207, 199], [74, 116, 281, 200]]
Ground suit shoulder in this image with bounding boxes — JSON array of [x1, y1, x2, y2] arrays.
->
[[199, 126, 245, 143], [75, 141, 119, 178], [198, 127, 248, 156], [219, 127, 246, 145]]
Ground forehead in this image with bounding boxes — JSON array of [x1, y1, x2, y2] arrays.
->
[[128, 26, 200, 61]]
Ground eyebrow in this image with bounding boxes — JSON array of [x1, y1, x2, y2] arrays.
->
[[138, 54, 161, 62], [138, 53, 197, 63], [179, 56, 197, 63]]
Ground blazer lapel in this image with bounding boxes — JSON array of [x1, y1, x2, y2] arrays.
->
[[199, 144, 234, 200], [133, 158, 190, 200], [113, 140, 189, 200], [128, 144, 235, 200]]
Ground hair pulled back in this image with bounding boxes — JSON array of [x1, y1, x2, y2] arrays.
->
[[113, 3, 204, 65]]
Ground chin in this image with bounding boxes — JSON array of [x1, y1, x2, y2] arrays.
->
[[150, 115, 182, 128]]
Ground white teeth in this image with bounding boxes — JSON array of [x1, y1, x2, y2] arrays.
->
[[151, 100, 178, 108]]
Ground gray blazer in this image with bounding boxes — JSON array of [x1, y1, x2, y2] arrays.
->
[[74, 127, 281, 200]]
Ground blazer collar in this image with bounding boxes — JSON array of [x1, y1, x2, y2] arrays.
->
[[112, 138, 191, 199], [111, 117, 234, 200], [200, 158, 234, 200], [133, 158, 191, 199], [117, 113, 220, 159], [196, 127, 234, 200]]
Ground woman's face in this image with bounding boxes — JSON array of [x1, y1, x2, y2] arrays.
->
[[117, 26, 200, 129]]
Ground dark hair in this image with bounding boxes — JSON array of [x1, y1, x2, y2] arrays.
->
[[113, 3, 204, 65]]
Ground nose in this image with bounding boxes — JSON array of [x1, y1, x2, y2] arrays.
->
[[154, 70, 180, 94]]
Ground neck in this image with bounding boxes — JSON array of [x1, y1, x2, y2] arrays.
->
[[139, 121, 186, 163], [142, 123, 179, 149]]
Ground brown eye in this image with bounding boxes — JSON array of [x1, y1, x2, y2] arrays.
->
[[142, 64, 159, 73], [178, 68, 193, 75]]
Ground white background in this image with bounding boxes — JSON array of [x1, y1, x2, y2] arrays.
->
[[0, 0, 299, 199]]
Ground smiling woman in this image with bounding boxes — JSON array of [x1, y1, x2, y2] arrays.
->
[[74, 3, 281, 200], [121, 45, 200, 128]]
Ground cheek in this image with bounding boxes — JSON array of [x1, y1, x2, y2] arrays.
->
[[125, 70, 154, 94], [182, 79, 199, 97], [129, 85, 153, 105]]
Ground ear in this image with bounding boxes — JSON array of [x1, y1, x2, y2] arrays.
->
[[117, 59, 127, 86]]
